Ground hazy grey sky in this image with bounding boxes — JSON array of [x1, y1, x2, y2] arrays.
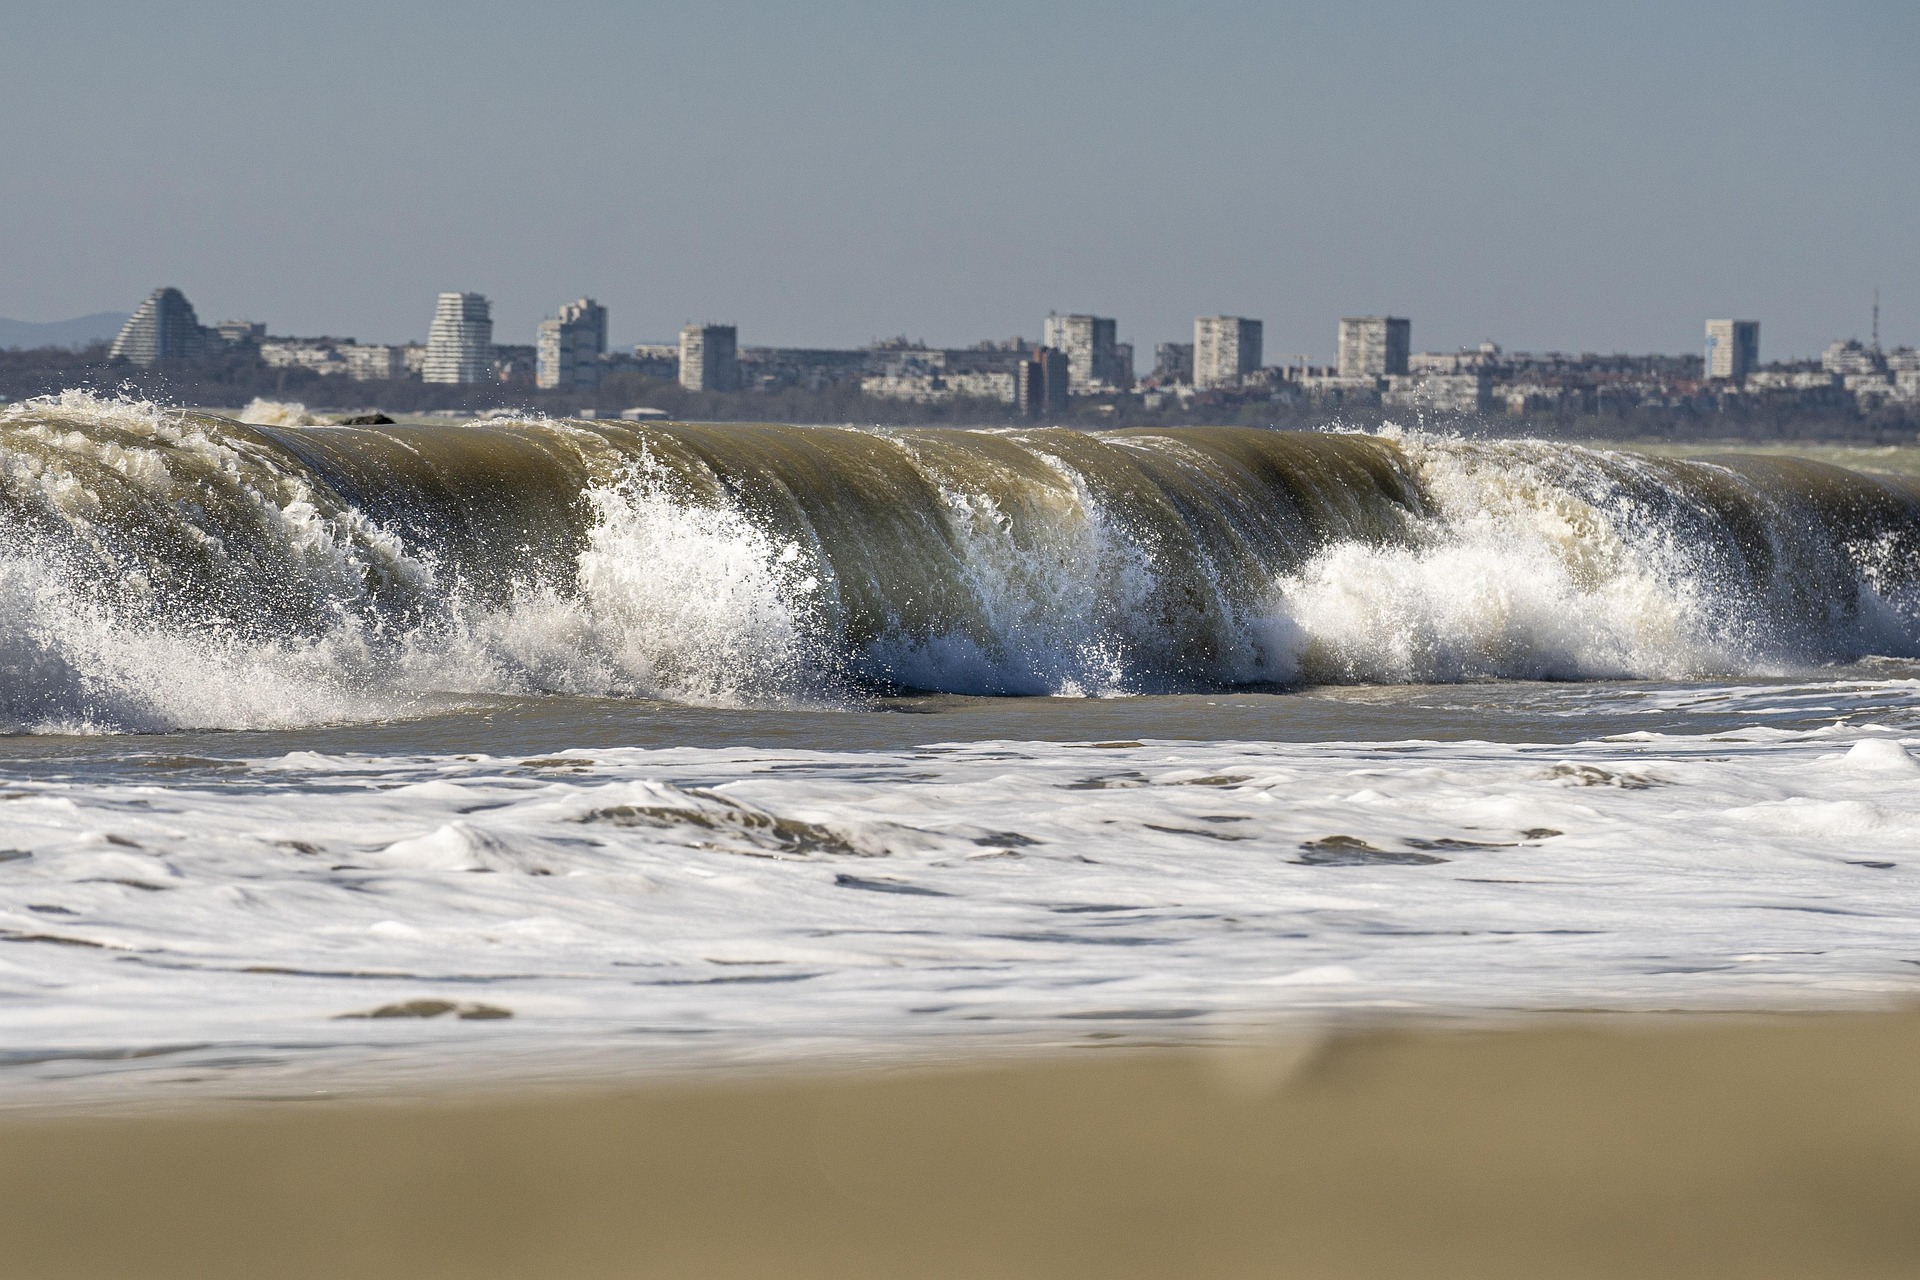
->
[[3, 0, 1913, 361]]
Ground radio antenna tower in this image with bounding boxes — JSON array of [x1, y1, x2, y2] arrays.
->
[[1872, 287, 1880, 352]]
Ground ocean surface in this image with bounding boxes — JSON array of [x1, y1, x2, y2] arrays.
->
[[2, 392, 1918, 1103]]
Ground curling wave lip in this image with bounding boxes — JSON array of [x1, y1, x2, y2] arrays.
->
[[0, 392, 1917, 733]]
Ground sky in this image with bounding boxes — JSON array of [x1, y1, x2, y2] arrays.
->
[[2, 0, 1914, 364]]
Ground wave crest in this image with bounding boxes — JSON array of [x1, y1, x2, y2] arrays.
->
[[1, 393, 1916, 731]]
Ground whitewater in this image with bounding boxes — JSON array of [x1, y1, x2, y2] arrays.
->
[[1, 393, 1917, 1101]]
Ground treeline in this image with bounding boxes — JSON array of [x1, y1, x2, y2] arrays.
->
[[2, 344, 1914, 441]]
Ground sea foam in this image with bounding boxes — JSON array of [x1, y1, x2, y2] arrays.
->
[[1, 394, 1917, 731]]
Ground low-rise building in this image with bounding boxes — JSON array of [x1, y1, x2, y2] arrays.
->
[[1383, 372, 1492, 414], [1502, 382, 1563, 415], [1409, 342, 1502, 375], [859, 371, 1022, 405], [215, 320, 266, 346], [1299, 374, 1383, 404], [1822, 339, 1883, 377], [1843, 372, 1894, 393], [1745, 369, 1839, 392], [261, 339, 408, 381], [493, 344, 537, 385], [260, 340, 352, 374], [861, 347, 1068, 416], [739, 347, 872, 391], [860, 374, 947, 403], [342, 345, 404, 381], [625, 344, 681, 380]]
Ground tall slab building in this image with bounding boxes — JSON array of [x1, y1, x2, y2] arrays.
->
[[1154, 342, 1195, 384], [1194, 316, 1263, 389], [110, 288, 214, 365], [1338, 317, 1411, 378], [537, 298, 608, 390], [1042, 314, 1124, 392], [1019, 347, 1071, 417], [423, 292, 494, 384], [1705, 320, 1759, 381], [679, 324, 740, 392]]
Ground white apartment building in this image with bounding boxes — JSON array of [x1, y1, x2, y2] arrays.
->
[[1338, 317, 1411, 379], [536, 298, 608, 390], [1705, 320, 1759, 381], [1042, 314, 1125, 392], [423, 292, 494, 384], [1194, 316, 1263, 389], [679, 324, 739, 392]]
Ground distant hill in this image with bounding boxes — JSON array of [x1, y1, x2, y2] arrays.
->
[[0, 312, 130, 351]]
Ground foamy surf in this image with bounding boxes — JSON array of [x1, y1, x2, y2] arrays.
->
[[0, 723, 1916, 1096]]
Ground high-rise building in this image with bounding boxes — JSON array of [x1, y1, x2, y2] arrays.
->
[[1019, 347, 1071, 417], [1705, 320, 1759, 381], [422, 292, 493, 384], [1153, 342, 1195, 384], [537, 297, 609, 390], [679, 324, 739, 392], [1338, 317, 1411, 379], [109, 288, 214, 365], [1042, 314, 1123, 393], [1194, 317, 1263, 389]]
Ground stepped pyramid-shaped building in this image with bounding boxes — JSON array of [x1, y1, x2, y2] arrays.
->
[[110, 288, 214, 365]]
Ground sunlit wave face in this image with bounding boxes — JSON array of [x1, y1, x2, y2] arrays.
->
[[1, 392, 1917, 733]]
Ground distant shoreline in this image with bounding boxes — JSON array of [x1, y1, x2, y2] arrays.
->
[[5, 345, 1918, 442]]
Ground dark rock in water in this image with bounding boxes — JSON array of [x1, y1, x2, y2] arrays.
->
[[1294, 836, 1447, 867], [455, 1003, 513, 1020], [333, 413, 395, 426], [334, 999, 513, 1020]]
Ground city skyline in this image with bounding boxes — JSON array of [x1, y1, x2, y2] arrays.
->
[[2, 1, 1913, 362], [49, 280, 1916, 377], [82, 281, 1920, 420]]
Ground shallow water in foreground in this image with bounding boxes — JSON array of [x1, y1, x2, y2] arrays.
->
[[3, 676, 1918, 1105]]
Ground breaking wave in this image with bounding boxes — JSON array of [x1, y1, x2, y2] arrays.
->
[[1, 391, 1917, 731]]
